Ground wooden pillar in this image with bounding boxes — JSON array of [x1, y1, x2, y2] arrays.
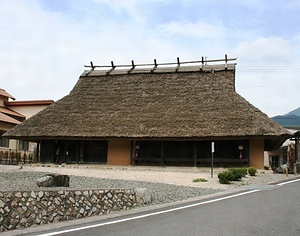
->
[[107, 140, 131, 165], [130, 140, 134, 165], [249, 139, 264, 168], [36, 141, 40, 163], [193, 142, 197, 167], [160, 141, 165, 166]]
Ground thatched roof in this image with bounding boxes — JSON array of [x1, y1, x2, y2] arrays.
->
[[4, 63, 291, 149]]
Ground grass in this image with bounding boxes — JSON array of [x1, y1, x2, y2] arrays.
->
[[193, 178, 208, 183]]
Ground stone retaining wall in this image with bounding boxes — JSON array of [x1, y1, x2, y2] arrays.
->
[[0, 189, 137, 232]]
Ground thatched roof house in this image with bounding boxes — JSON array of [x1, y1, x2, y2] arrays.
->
[[4, 58, 291, 168]]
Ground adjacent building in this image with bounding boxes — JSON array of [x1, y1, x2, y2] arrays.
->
[[264, 129, 299, 168], [0, 88, 53, 162]]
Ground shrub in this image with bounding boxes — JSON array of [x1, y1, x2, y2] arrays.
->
[[248, 167, 257, 176], [228, 168, 248, 181], [271, 165, 277, 171], [237, 167, 248, 177], [218, 168, 249, 184], [28, 154, 33, 163], [16, 151, 21, 163], [264, 166, 269, 170], [218, 170, 234, 184], [193, 178, 208, 182], [227, 168, 243, 181], [9, 151, 16, 163]]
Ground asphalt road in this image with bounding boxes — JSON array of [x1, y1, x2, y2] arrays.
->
[[11, 179, 300, 236]]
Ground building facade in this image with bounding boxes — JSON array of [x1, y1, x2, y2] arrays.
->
[[4, 58, 291, 168], [264, 129, 300, 169], [0, 88, 53, 163]]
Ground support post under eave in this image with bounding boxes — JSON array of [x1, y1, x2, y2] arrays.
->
[[36, 141, 40, 163], [160, 141, 165, 166], [193, 142, 197, 167], [295, 138, 299, 162], [130, 140, 134, 166]]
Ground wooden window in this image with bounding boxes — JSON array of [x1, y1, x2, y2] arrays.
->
[[19, 140, 29, 151], [270, 155, 279, 168], [0, 130, 9, 147]]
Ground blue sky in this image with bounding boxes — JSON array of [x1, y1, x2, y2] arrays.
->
[[1, 0, 300, 116]]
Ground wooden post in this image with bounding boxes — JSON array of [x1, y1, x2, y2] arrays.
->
[[160, 141, 165, 166], [36, 141, 40, 163], [211, 142, 215, 178], [193, 142, 197, 167]]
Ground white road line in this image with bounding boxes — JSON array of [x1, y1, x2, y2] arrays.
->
[[276, 178, 300, 186], [37, 190, 259, 236]]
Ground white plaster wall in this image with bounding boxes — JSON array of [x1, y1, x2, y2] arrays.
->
[[8, 105, 48, 119]]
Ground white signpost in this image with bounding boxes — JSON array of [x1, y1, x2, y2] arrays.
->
[[211, 142, 214, 178]]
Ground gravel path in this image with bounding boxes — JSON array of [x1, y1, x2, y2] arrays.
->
[[0, 164, 299, 206]]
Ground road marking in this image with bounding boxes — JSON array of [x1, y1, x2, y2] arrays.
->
[[37, 190, 259, 236], [276, 178, 300, 186]]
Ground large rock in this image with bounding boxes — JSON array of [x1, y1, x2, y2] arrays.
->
[[135, 188, 152, 206], [273, 164, 289, 176], [36, 173, 70, 187]]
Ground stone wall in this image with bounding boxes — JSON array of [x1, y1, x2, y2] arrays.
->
[[0, 189, 137, 232]]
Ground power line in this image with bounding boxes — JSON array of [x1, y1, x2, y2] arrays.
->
[[237, 65, 300, 72]]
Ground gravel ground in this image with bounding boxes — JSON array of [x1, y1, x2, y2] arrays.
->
[[0, 170, 221, 206], [1, 164, 299, 206]]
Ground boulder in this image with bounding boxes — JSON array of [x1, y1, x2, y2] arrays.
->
[[36, 173, 70, 187], [135, 188, 152, 206], [36, 175, 54, 187], [273, 164, 289, 176]]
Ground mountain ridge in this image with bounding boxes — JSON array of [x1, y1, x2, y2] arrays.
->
[[272, 107, 300, 129], [284, 107, 300, 116]]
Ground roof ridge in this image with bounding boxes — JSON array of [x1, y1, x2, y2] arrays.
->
[[82, 63, 236, 77], [83, 55, 237, 76], [6, 100, 54, 106]]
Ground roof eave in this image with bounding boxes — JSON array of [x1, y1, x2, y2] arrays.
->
[[4, 133, 292, 143]]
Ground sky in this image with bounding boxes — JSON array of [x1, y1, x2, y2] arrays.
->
[[1, 0, 300, 117]]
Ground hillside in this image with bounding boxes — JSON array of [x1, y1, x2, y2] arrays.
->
[[285, 107, 300, 116], [272, 107, 300, 129]]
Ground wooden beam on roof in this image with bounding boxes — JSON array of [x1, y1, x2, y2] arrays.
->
[[151, 59, 158, 73], [200, 57, 204, 71], [83, 55, 237, 75], [106, 61, 116, 75], [127, 60, 136, 74], [85, 61, 95, 76], [175, 57, 180, 72]]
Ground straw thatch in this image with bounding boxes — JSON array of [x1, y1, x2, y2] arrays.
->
[[4, 64, 291, 149]]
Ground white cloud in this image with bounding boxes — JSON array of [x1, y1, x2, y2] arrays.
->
[[158, 21, 226, 39], [0, 0, 300, 117], [234, 37, 292, 62], [0, 1, 87, 100], [232, 37, 300, 116]]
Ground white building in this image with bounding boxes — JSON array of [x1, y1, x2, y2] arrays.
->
[[264, 129, 300, 169], [0, 88, 53, 163]]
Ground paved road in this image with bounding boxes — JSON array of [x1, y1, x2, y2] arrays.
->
[[13, 179, 300, 236]]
